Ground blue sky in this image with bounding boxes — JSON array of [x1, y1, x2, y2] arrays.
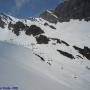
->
[[0, 0, 63, 18]]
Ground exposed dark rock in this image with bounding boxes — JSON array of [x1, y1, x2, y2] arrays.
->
[[27, 17, 37, 22], [54, 0, 90, 22], [76, 55, 83, 59], [50, 38, 70, 46], [44, 22, 56, 29], [74, 75, 78, 79], [13, 21, 26, 30], [25, 25, 44, 36], [49, 25, 56, 29], [12, 21, 26, 36], [73, 46, 90, 60], [40, 10, 58, 23], [47, 62, 52, 65], [0, 13, 13, 29], [44, 23, 49, 26], [40, 0, 90, 22], [57, 50, 75, 59], [0, 13, 12, 21], [8, 22, 14, 30], [35, 54, 45, 61], [50, 38, 61, 44], [61, 40, 70, 46], [47, 59, 53, 65], [8, 22, 44, 36], [52, 43, 56, 45], [36, 35, 50, 44], [35, 53, 52, 65], [8, 21, 29, 36], [0, 17, 6, 28], [12, 29, 20, 36]]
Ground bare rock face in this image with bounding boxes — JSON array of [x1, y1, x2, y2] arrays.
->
[[40, 0, 90, 23], [0, 13, 12, 28], [40, 10, 58, 24], [54, 0, 90, 22]]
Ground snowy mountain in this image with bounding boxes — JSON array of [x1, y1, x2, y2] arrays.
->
[[41, 0, 90, 23], [0, 12, 90, 62], [0, 0, 90, 90]]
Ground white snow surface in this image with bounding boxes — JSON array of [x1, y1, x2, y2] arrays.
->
[[56, 19, 90, 48], [0, 42, 72, 90], [0, 15, 90, 90], [0, 41, 90, 90]]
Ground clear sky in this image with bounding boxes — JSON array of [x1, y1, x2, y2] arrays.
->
[[0, 0, 63, 18]]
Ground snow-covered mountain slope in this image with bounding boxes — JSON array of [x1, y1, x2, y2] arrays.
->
[[54, 0, 90, 22], [0, 41, 72, 90], [0, 41, 90, 90], [0, 13, 90, 62], [0, 13, 90, 90]]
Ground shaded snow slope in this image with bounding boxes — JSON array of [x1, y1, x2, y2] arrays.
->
[[0, 41, 71, 90], [0, 41, 90, 90], [0, 18, 90, 62], [0, 13, 90, 62]]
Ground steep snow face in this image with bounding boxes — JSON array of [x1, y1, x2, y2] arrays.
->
[[56, 20, 90, 47], [0, 14, 90, 90], [0, 39, 90, 90], [0, 14, 90, 63], [8, 19, 90, 61], [0, 27, 9, 41], [0, 41, 72, 90]]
